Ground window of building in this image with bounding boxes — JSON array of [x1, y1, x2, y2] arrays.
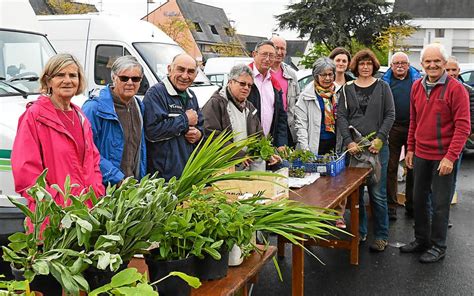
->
[[209, 25, 219, 35], [435, 29, 445, 38], [194, 22, 203, 32]]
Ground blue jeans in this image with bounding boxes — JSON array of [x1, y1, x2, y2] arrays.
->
[[359, 145, 389, 240]]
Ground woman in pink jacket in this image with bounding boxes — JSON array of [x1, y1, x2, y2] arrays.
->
[[11, 53, 104, 213]]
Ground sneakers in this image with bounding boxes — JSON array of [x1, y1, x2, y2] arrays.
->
[[359, 234, 367, 244], [335, 218, 346, 229], [388, 207, 397, 221], [369, 239, 388, 252], [399, 240, 430, 253]]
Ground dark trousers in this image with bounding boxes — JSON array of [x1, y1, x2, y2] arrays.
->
[[413, 156, 456, 250], [387, 124, 413, 211]]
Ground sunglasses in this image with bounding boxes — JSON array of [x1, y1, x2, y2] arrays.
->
[[233, 79, 253, 88], [118, 75, 142, 83]]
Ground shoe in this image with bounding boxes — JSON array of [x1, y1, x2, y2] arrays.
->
[[369, 239, 388, 252], [335, 218, 346, 229], [399, 241, 430, 253], [448, 220, 453, 228], [419, 246, 446, 263], [388, 207, 397, 221], [359, 234, 367, 244]]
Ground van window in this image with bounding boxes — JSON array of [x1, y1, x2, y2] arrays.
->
[[94, 45, 149, 95]]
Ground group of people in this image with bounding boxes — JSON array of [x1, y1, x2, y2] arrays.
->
[[11, 36, 473, 264]]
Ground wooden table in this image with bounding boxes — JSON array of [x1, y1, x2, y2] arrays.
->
[[278, 167, 371, 296], [129, 245, 277, 296]]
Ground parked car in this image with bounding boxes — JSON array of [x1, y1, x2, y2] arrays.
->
[[204, 57, 253, 87], [296, 69, 313, 90]]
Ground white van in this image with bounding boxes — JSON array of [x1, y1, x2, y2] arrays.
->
[[204, 57, 253, 87], [38, 14, 218, 107], [0, 0, 58, 204]]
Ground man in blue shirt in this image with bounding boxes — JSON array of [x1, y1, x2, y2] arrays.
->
[[382, 52, 421, 220]]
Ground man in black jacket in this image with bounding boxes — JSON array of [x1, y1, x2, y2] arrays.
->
[[247, 40, 288, 149]]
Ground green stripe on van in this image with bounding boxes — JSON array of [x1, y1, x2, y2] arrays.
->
[[0, 165, 12, 171], [0, 159, 11, 165], [0, 149, 12, 159]]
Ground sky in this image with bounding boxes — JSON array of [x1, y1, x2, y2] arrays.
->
[[78, 0, 302, 40]]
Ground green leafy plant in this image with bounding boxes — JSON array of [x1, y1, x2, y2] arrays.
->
[[88, 268, 201, 296], [246, 136, 275, 161], [0, 275, 32, 295]]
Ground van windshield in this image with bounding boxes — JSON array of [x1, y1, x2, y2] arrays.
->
[[0, 30, 55, 95], [133, 42, 212, 86]]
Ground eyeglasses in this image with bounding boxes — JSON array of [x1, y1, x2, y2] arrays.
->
[[118, 75, 142, 83], [392, 61, 408, 66], [258, 52, 276, 60], [233, 79, 253, 88], [318, 73, 334, 79]]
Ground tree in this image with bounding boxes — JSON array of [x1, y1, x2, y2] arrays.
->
[[375, 25, 418, 53], [46, 0, 96, 14], [299, 43, 330, 69], [277, 0, 412, 52], [155, 16, 197, 53]]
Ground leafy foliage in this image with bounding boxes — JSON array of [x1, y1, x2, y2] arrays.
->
[[375, 25, 418, 53], [0, 275, 31, 295], [277, 0, 412, 52], [246, 136, 275, 161]]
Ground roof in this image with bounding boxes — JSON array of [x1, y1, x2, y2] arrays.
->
[[393, 0, 474, 18], [176, 0, 233, 44], [236, 34, 267, 53], [29, 0, 97, 15], [286, 40, 308, 58]]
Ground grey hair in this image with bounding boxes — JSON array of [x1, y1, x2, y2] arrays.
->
[[228, 64, 253, 81], [312, 57, 336, 78], [447, 55, 459, 65], [111, 55, 143, 80], [420, 43, 449, 63], [254, 40, 275, 52], [391, 52, 409, 63]]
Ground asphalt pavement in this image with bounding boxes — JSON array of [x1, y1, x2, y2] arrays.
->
[[252, 150, 474, 296]]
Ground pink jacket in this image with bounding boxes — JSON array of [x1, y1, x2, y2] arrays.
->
[[11, 95, 105, 211]]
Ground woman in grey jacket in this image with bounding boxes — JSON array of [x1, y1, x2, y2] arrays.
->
[[337, 49, 395, 252]]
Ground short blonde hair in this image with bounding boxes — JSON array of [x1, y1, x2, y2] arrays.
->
[[39, 53, 86, 95]]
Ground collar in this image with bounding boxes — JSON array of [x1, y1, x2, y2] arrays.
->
[[163, 76, 194, 99], [224, 86, 247, 112], [422, 71, 448, 87]]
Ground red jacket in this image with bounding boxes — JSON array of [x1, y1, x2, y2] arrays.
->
[[11, 95, 104, 211], [407, 74, 470, 162]]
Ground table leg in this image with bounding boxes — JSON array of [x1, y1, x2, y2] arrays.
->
[[292, 243, 304, 296], [277, 235, 285, 258], [349, 188, 360, 265]]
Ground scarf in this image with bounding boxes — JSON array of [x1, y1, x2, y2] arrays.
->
[[314, 81, 336, 133]]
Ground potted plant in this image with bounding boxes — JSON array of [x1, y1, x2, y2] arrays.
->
[[2, 171, 95, 295], [246, 136, 275, 171], [88, 267, 201, 296]]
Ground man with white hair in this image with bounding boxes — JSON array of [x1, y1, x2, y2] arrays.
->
[[270, 35, 300, 147], [400, 44, 470, 263], [382, 52, 421, 220]]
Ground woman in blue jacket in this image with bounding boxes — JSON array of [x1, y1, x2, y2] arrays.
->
[[82, 55, 146, 186]]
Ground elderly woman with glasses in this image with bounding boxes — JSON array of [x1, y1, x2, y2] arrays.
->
[[82, 55, 146, 186], [11, 53, 104, 220], [337, 49, 395, 252], [202, 63, 280, 166]]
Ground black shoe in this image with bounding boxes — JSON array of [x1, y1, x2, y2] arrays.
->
[[419, 246, 446, 263], [448, 220, 453, 228], [388, 207, 397, 221], [400, 241, 430, 253]]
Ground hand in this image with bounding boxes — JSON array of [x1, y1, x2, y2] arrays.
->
[[242, 158, 252, 167], [347, 142, 360, 155], [405, 151, 414, 169], [276, 146, 286, 153], [437, 157, 454, 176], [470, 133, 474, 141], [368, 138, 383, 154], [267, 154, 282, 166], [185, 127, 202, 144], [185, 109, 198, 126]]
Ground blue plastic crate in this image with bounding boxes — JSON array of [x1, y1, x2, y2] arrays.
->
[[294, 153, 346, 176]]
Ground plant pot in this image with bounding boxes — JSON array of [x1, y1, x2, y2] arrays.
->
[[228, 244, 244, 267], [196, 246, 229, 281], [250, 158, 266, 172], [84, 261, 129, 291], [11, 264, 62, 295], [145, 255, 196, 296]]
